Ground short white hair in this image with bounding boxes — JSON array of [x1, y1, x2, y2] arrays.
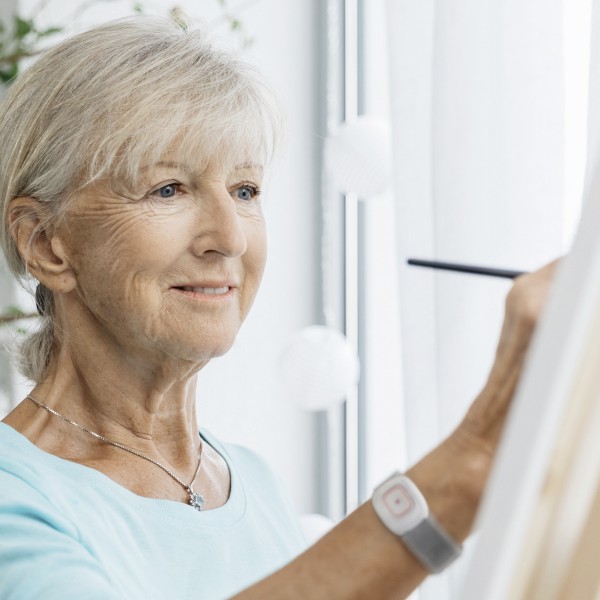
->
[[0, 15, 283, 382]]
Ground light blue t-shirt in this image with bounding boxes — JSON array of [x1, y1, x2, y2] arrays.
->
[[0, 423, 307, 599]]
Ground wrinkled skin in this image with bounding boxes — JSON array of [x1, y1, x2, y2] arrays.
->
[[4, 146, 562, 597], [4, 154, 267, 509]]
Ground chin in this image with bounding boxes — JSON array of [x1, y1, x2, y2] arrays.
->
[[181, 335, 238, 363], [155, 320, 244, 364]]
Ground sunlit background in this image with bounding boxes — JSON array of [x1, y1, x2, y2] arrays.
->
[[0, 1, 594, 598]]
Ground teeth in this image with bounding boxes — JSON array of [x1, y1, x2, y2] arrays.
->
[[181, 286, 229, 295]]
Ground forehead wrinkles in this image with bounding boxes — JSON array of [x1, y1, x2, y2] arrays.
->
[[131, 154, 264, 196], [104, 109, 270, 194]]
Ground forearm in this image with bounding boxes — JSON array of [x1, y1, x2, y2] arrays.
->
[[234, 436, 487, 599], [234, 364, 521, 600], [236, 265, 554, 599]]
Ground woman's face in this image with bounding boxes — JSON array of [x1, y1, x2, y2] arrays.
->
[[59, 151, 267, 366]]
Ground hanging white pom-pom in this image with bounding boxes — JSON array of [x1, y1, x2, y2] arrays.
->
[[325, 116, 392, 197], [279, 325, 360, 411]]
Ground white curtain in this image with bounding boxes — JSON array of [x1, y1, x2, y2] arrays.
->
[[386, 1, 574, 597]]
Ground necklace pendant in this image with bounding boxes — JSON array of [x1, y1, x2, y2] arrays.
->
[[189, 492, 205, 511]]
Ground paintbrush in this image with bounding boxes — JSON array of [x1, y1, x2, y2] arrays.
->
[[407, 258, 526, 279]]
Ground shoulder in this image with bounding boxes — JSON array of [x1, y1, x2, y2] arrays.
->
[[0, 422, 47, 487], [0, 424, 120, 598], [0, 423, 73, 523], [0, 423, 90, 535]]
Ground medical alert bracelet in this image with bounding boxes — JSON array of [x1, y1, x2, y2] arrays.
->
[[372, 472, 462, 573]]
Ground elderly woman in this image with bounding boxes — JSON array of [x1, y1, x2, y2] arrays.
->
[[0, 16, 554, 599]]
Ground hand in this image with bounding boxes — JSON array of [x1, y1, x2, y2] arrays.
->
[[456, 258, 560, 459], [235, 259, 561, 600], [407, 259, 560, 543]]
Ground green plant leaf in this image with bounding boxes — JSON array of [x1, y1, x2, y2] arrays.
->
[[169, 9, 189, 31], [14, 16, 34, 39], [0, 63, 18, 84], [3, 306, 26, 317], [37, 27, 63, 38]]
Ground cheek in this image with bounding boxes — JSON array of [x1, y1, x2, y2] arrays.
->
[[238, 222, 267, 316], [247, 221, 268, 279], [65, 218, 177, 321], [67, 205, 184, 273], [69, 236, 149, 309]]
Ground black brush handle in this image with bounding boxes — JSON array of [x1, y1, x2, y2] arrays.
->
[[407, 259, 526, 279]]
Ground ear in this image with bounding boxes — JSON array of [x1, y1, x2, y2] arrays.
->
[[8, 197, 77, 293]]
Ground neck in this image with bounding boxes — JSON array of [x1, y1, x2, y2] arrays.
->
[[22, 340, 205, 474]]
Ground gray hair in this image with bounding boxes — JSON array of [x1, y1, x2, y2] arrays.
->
[[0, 16, 283, 382]]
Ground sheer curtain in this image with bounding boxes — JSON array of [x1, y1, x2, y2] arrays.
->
[[385, 1, 588, 597]]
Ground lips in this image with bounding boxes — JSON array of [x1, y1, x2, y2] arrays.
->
[[178, 285, 230, 295], [172, 280, 238, 297]]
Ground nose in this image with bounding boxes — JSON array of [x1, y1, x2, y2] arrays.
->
[[190, 188, 248, 258]]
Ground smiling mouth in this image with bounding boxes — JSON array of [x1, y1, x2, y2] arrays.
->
[[176, 286, 231, 295]]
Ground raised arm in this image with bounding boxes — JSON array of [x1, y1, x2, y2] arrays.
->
[[234, 260, 558, 600]]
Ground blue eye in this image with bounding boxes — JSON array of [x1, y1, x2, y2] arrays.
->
[[157, 184, 178, 198], [236, 185, 259, 202], [149, 183, 180, 200]]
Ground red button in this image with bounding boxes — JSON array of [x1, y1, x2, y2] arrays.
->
[[382, 484, 415, 517]]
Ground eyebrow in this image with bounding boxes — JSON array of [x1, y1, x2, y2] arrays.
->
[[140, 161, 193, 173], [141, 161, 264, 173], [235, 161, 264, 171]]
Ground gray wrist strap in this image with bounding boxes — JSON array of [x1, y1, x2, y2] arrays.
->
[[401, 517, 462, 573]]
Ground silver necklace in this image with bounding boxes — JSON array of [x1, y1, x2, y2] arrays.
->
[[26, 394, 205, 511]]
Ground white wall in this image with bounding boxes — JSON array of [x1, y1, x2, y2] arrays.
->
[[187, 0, 322, 515], [9, 0, 322, 514]]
